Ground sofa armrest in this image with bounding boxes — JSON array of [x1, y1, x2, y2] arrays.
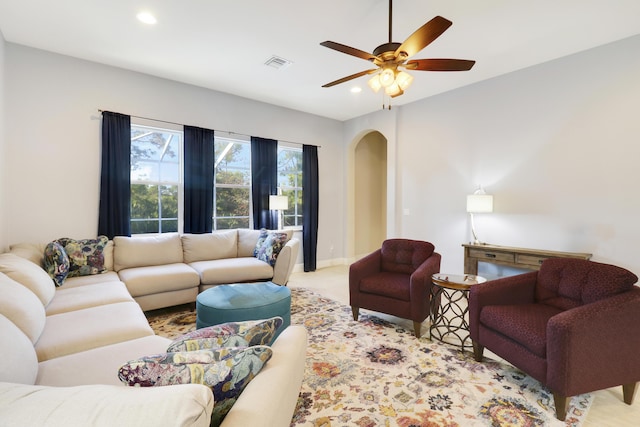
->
[[272, 238, 300, 285], [469, 271, 538, 341], [221, 325, 308, 427], [0, 382, 213, 427], [546, 287, 640, 396]]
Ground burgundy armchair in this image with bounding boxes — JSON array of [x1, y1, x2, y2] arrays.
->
[[469, 257, 640, 420], [349, 239, 441, 338]]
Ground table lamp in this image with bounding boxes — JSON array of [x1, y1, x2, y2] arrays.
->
[[269, 194, 288, 230], [466, 187, 493, 245]]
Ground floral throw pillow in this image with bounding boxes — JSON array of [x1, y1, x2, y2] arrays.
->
[[167, 317, 283, 352], [43, 241, 70, 286], [55, 236, 108, 278], [118, 346, 273, 426], [253, 229, 288, 266]]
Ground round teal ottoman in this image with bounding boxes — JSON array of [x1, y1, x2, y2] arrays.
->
[[196, 282, 291, 338]]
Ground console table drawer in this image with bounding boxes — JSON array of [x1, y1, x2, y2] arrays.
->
[[516, 254, 548, 267], [468, 248, 514, 263], [463, 244, 591, 276]]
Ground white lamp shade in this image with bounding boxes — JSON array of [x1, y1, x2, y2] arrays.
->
[[269, 195, 288, 211], [466, 194, 493, 213]]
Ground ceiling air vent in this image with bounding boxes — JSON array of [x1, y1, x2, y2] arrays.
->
[[264, 55, 293, 70]]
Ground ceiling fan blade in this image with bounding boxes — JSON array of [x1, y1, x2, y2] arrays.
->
[[320, 41, 376, 62], [405, 58, 476, 71], [322, 69, 378, 88], [395, 16, 452, 59]]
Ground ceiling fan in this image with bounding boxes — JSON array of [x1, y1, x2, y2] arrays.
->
[[320, 0, 475, 98]]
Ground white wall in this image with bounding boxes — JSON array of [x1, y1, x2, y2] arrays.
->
[[347, 34, 640, 277], [3, 44, 345, 264], [0, 30, 6, 250]]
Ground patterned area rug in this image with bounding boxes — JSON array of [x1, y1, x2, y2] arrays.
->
[[146, 288, 592, 427]]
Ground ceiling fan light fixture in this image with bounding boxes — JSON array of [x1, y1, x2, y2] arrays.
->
[[367, 74, 383, 93], [385, 82, 404, 98], [379, 68, 396, 87], [396, 70, 413, 90]]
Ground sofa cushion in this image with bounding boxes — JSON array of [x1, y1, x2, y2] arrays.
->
[[58, 271, 121, 289], [36, 335, 172, 387], [182, 230, 238, 263], [167, 317, 283, 352], [117, 263, 200, 298], [114, 233, 184, 271], [118, 346, 273, 426], [0, 315, 39, 385], [238, 229, 262, 257], [0, 382, 214, 427], [0, 253, 55, 306], [0, 273, 46, 343], [44, 281, 134, 316], [35, 301, 154, 361], [56, 236, 109, 278], [43, 241, 70, 286], [9, 242, 46, 266], [254, 229, 288, 266], [191, 258, 274, 287]]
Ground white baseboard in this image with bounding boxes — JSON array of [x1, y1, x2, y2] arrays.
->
[[292, 257, 349, 273]]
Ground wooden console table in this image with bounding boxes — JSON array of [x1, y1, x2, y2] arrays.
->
[[462, 244, 591, 275]]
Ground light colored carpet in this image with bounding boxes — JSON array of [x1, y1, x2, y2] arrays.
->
[[147, 286, 592, 427]]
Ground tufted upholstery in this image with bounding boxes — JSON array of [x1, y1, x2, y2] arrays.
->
[[469, 257, 640, 421], [349, 239, 441, 338], [380, 240, 435, 275]]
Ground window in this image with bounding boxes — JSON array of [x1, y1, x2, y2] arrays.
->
[[214, 135, 252, 229], [130, 125, 182, 234], [128, 125, 301, 234], [277, 145, 303, 228]]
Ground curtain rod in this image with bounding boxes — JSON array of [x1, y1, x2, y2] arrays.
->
[[98, 109, 321, 148]]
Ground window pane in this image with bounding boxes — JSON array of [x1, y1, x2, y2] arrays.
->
[[161, 219, 178, 233], [130, 125, 182, 235], [160, 185, 178, 219], [216, 217, 250, 230], [131, 220, 159, 234], [216, 187, 250, 217], [131, 184, 159, 219], [215, 140, 251, 186]]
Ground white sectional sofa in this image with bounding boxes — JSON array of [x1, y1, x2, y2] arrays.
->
[[0, 230, 307, 427]]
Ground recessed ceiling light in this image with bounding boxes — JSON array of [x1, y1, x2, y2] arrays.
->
[[351, 87, 362, 93], [137, 11, 157, 25]]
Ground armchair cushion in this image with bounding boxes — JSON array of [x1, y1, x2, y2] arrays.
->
[[381, 239, 434, 274], [536, 258, 638, 309], [480, 303, 563, 358], [360, 272, 411, 301]]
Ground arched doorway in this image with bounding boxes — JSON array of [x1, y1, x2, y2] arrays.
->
[[353, 131, 387, 258]]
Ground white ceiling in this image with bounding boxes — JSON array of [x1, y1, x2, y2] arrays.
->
[[1, 0, 639, 121]]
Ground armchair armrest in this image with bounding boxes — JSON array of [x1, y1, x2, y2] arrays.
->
[[469, 271, 538, 340], [349, 249, 382, 306], [546, 287, 640, 396], [409, 252, 442, 318]]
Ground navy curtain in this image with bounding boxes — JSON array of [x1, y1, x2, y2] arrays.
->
[[184, 126, 215, 233], [303, 145, 319, 271], [250, 137, 278, 229], [98, 111, 131, 239]]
